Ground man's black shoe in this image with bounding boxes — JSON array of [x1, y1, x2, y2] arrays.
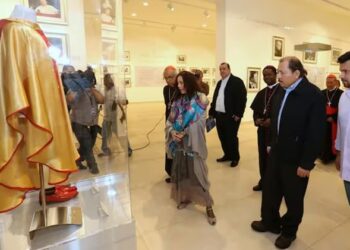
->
[[252, 184, 262, 191], [230, 160, 239, 167], [251, 220, 281, 234], [275, 235, 296, 249], [165, 177, 171, 183], [216, 156, 231, 162]]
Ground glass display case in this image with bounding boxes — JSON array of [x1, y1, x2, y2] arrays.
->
[[0, 0, 134, 249]]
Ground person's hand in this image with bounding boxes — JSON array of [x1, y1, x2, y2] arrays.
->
[[326, 117, 334, 123], [266, 146, 271, 154], [171, 131, 184, 142], [255, 118, 263, 126], [335, 152, 341, 171], [297, 167, 310, 178], [261, 118, 271, 128], [232, 115, 240, 122]]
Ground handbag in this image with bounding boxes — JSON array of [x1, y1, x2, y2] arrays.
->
[[206, 117, 216, 132]]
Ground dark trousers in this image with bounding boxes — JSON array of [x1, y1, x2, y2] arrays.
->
[[216, 113, 241, 161], [257, 127, 269, 186], [72, 122, 98, 169], [165, 153, 173, 177], [320, 122, 336, 163], [261, 154, 309, 237]]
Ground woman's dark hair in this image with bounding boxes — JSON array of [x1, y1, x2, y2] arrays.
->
[[174, 71, 199, 99], [280, 56, 307, 77]]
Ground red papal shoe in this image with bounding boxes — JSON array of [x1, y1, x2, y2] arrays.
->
[[40, 189, 78, 204]]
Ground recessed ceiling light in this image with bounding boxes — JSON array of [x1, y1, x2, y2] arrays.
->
[[131, 12, 137, 17], [167, 2, 175, 11], [201, 23, 208, 28], [283, 26, 294, 30], [143, 1, 149, 6]]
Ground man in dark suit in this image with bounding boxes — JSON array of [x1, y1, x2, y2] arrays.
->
[[251, 57, 326, 249], [209, 62, 247, 167]]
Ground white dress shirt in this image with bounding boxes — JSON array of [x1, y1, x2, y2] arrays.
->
[[335, 89, 350, 182], [215, 75, 230, 113]]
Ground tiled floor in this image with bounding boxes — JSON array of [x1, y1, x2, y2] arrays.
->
[[127, 102, 350, 250]]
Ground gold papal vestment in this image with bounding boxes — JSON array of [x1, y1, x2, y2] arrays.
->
[[0, 19, 79, 212]]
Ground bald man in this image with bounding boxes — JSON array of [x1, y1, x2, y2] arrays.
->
[[163, 66, 177, 183], [320, 74, 343, 164]]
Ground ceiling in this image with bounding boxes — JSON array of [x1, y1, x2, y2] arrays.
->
[[122, 0, 350, 39], [123, 0, 216, 33]]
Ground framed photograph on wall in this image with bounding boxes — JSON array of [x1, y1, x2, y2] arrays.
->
[[46, 33, 69, 65], [303, 50, 317, 64], [272, 36, 284, 60], [202, 68, 210, 77], [176, 55, 187, 64], [331, 48, 342, 65], [123, 51, 130, 62], [177, 67, 187, 73], [123, 77, 131, 88], [26, 0, 67, 24], [120, 65, 131, 75], [101, 0, 118, 30], [189, 67, 198, 74], [247, 67, 261, 92], [101, 39, 118, 64]]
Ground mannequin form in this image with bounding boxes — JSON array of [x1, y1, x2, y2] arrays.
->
[[10, 4, 37, 23]]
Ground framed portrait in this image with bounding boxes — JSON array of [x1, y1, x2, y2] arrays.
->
[[202, 68, 210, 77], [303, 50, 317, 64], [177, 67, 187, 73], [176, 55, 187, 64], [120, 65, 131, 75], [46, 33, 69, 65], [246, 67, 261, 92], [123, 51, 130, 62], [272, 36, 285, 60], [331, 48, 342, 65], [101, 39, 118, 64], [26, 0, 67, 24], [189, 67, 198, 74], [123, 78, 131, 88], [101, 0, 118, 30]]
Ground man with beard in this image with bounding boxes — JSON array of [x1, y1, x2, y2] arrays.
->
[[335, 51, 350, 205]]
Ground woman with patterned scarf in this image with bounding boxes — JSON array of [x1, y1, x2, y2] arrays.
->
[[166, 71, 216, 225]]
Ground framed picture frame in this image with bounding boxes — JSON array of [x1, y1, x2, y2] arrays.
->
[[331, 48, 342, 65], [189, 67, 198, 74], [46, 33, 69, 65], [26, 0, 67, 24], [177, 67, 187, 73], [272, 36, 284, 60], [120, 65, 131, 75], [101, 39, 118, 64], [176, 55, 187, 64], [123, 77, 131, 88], [303, 50, 317, 64], [123, 51, 130, 62], [202, 68, 210, 77], [101, 0, 118, 31], [246, 67, 261, 92]]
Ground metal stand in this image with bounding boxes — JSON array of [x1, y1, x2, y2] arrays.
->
[[29, 164, 82, 239]]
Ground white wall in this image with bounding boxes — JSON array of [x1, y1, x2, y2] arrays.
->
[[218, 0, 350, 121], [124, 24, 216, 102]]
